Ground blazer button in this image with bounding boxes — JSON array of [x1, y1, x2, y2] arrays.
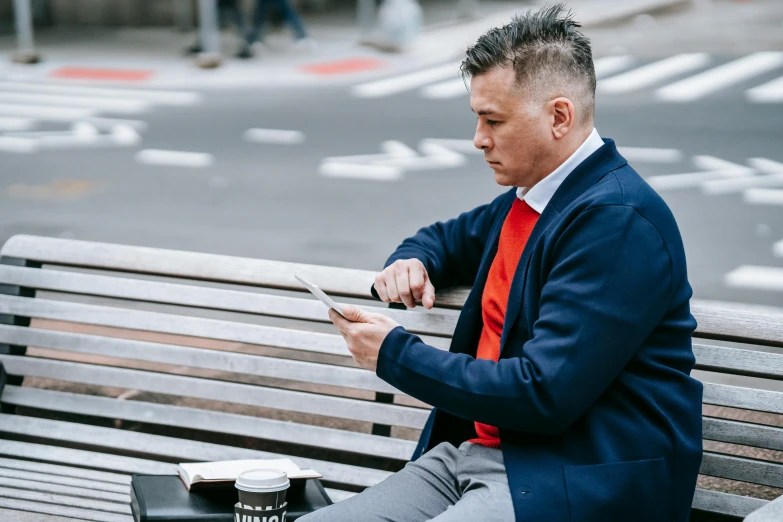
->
[[520, 490, 530, 495]]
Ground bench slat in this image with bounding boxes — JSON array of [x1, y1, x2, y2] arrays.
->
[[0, 441, 177, 476], [703, 383, 783, 415], [0, 355, 430, 429], [3, 386, 417, 461], [694, 343, 783, 380], [0, 499, 132, 522], [692, 488, 767, 518], [0, 415, 392, 489], [0, 477, 129, 503], [0, 486, 130, 514], [0, 506, 93, 522], [0, 324, 401, 395], [700, 452, 783, 489], [692, 303, 783, 348], [0, 265, 458, 337], [0, 468, 129, 495], [0, 457, 131, 486], [703, 417, 783, 451]]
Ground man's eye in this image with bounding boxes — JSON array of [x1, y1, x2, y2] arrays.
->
[[487, 120, 498, 126]]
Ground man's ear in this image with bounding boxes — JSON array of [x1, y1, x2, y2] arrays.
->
[[550, 97, 575, 139]]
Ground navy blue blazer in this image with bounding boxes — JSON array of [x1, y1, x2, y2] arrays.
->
[[373, 139, 703, 522]]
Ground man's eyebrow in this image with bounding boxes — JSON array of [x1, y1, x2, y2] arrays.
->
[[470, 107, 499, 116]]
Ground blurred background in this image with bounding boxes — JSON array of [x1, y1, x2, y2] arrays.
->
[[0, 0, 781, 311]]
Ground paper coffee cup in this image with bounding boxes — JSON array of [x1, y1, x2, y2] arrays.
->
[[235, 469, 289, 515]]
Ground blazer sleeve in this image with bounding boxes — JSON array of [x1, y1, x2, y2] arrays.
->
[[372, 190, 512, 295], [375, 204, 674, 436]]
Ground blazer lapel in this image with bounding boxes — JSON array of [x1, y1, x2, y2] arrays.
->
[[498, 139, 628, 356]]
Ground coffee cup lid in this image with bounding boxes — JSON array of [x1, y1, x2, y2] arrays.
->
[[235, 469, 290, 493]]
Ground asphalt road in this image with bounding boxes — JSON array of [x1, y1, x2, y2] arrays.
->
[[1, 8, 782, 309]]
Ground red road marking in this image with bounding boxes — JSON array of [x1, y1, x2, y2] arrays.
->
[[300, 58, 386, 75], [49, 67, 155, 81]]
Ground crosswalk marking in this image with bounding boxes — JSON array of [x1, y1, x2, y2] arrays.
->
[[0, 103, 96, 121], [136, 149, 214, 168], [0, 92, 149, 114], [775, 239, 783, 258], [0, 117, 34, 131], [744, 188, 783, 205], [594, 55, 635, 79], [746, 75, 783, 103], [656, 52, 783, 102], [702, 159, 783, 194], [599, 53, 710, 93], [617, 147, 682, 163], [725, 265, 783, 292], [647, 156, 754, 190], [0, 81, 201, 105], [352, 63, 460, 98], [244, 128, 305, 145], [420, 78, 467, 99]]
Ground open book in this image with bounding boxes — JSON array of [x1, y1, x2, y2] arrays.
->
[[177, 458, 322, 491]]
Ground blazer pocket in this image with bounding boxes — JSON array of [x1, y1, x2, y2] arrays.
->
[[564, 457, 669, 522]]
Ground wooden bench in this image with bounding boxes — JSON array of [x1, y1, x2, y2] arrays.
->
[[0, 234, 781, 522]]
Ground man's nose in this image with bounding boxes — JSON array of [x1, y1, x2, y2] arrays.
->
[[474, 129, 491, 150]]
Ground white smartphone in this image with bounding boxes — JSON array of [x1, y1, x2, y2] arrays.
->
[[294, 273, 346, 318]]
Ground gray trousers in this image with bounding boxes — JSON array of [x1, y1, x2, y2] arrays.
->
[[299, 441, 515, 521]]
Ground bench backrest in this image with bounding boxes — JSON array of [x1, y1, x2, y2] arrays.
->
[[0, 234, 782, 517]]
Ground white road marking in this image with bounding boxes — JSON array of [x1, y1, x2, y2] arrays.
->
[[744, 188, 783, 205], [702, 158, 783, 194], [136, 149, 214, 168], [243, 128, 305, 145], [0, 122, 141, 153], [320, 162, 403, 181], [594, 55, 635, 79], [0, 92, 150, 114], [656, 52, 783, 102], [420, 78, 468, 99], [647, 156, 754, 190], [617, 147, 683, 163], [352, 63, 460, 98], [746, 75, 783, 103], [599, 53, 711, 93], [0, 81, 202, 105], [0, 103, 96, 121], [0, 117, 35, 131], [775, 239, 783, 258], [725, 265, 783, 292]]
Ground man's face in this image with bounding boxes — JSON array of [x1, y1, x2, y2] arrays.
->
[[470, 66, 551, 188]]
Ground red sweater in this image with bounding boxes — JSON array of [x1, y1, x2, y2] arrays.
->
[[467, 198, 540, 449]]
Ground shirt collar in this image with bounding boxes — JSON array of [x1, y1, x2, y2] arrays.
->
[[517, 128, 603, 214]]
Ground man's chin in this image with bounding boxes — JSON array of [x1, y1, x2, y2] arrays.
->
[[493, 170, 514, 186]]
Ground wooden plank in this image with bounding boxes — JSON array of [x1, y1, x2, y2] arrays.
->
[[0, 506, 90, 522], [324, 488, 358, 503], [0, 355, 430, 429], [692, 302, 783, 348], [0, 497, 132, 522], [691, 488, 767, 518], [0, 486, 130, 514], [703, 383, 783, 415], [0, 441, 178, 476], [0, 457, 131, 485], [694, 343, 783, 380], [703, 417, 783, 451], [0, 467, 129, 494], [0, 415, 394, 489], [0, 324, 400, 395], [3, 386, 418, 461], [0, 477, 129, 503], [700, 452, 783, 488], [745, 493, 783, 522], [0, 294, 353, 357], [0, 265, 458, 337], [0, 235, 470, 310]]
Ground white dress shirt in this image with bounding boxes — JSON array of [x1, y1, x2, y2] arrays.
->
[[517, 128, 604, 214]]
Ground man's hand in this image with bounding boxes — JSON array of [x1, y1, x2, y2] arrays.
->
[[374, 259, 436, 309], [328, 305, 400, 372]]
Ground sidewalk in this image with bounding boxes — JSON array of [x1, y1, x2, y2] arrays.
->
[[0, 0, 690, 90]]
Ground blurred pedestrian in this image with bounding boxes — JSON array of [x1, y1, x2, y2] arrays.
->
[[186, 0, 248, 57], [238, 0, 316, 59]]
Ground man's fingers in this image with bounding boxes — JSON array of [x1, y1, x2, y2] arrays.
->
[[408, 265, 426, 303], [374, 277, 390, 303], [422, 279, 436, 309], [385, 272, 402, 303], [395, 268, 415, 308]]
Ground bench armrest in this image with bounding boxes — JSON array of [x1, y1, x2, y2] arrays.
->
[[744, 494, 783, 521]]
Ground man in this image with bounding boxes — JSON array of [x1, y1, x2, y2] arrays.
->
[[300, 4, 703, 521]]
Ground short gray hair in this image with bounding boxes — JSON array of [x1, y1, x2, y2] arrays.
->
[[461, 3, 596, 123]]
